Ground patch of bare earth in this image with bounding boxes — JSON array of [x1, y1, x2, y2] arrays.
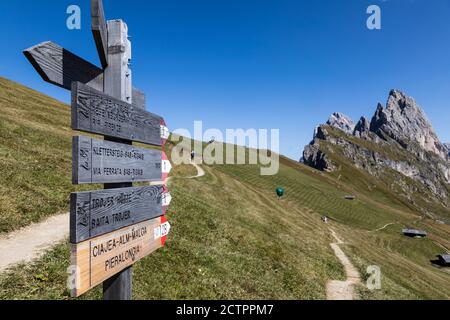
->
[[326, 229, 361, 300]]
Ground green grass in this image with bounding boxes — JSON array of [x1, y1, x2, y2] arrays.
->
[[0, 77, 449, 300]]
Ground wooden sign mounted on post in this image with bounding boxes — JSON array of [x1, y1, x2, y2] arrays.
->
[[71, 81, 168, 146], [23, 41, 147, 110], [70, 185, 171, 243], [72, 136, 164, 184], [70, 216, 171, 298]]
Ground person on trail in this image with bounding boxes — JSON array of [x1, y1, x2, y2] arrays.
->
[[191, 150, 195, 161], [322, 216, 329, 224]]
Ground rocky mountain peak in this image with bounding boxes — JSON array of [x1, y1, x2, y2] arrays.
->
[[371, 89, 447, 159], [326, 112, 355, 135]]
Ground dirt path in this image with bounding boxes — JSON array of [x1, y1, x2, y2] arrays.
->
[[190, 160, 205, 178], [0, 162, 205, 273], [326, 229, 362, 300], [372, 222, 399, 232], [0, 213, 69, 272]]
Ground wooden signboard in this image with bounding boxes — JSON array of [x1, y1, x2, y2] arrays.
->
[[70, 185, 171, 243], [72, 136, 163, 184], [23, 41, 104, 91], [70, 217, 171, 297], [71, 81, 168, 146], [23, 42, 146, 109]]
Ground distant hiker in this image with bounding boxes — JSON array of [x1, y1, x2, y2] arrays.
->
[[322, 216, 329, 224], [191, 151, 195, 161]]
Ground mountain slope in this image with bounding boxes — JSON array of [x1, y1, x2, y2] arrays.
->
[[303, 90, 450, 221], [0, 78, 449, 300]]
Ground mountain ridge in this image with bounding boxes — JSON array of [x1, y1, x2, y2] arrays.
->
[[302, 89, 450, 218]]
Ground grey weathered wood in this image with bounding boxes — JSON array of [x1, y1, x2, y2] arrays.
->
[[23, 42, 147, 109], [70, 185, 165, 243], [91, 0, 108, 68], [72, 136, 163, 184], [23, 41, 104, 91], [105, 20, 132, 103], [132, 88, 146, 110], [102, 18, 133, 301], [71, 82, 164, 146], [103, 267, 132, 300]]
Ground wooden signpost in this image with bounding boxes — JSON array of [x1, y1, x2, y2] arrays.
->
[[24, 0, 172, 300]]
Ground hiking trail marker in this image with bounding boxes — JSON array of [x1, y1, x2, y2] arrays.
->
[[24, 0, 172, 300]]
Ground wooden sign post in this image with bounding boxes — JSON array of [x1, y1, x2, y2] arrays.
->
[[24, 0, 172, 300]]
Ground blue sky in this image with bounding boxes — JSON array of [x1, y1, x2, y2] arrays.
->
[[0, 0, 449, 160]]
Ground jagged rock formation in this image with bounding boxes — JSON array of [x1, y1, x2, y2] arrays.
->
[[445, 143, 450, 157], [327, 112, 355, 135], [370, 90, 448, 160], [302, 90, 450, 211], [353, 117, 370, 139]]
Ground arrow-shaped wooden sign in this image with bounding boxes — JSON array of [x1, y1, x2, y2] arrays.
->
[[72, 136, 164, 184], [71, 82, 167, 146], [23, 42, 146, 110], [70, 185, 170, 243], [23, 41, 104, 91], [70, 216, 170, 297]]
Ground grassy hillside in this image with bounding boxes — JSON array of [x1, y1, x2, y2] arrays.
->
[[0, 77, 449, 300]]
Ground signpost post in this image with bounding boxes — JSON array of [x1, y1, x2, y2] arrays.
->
[[24, 0, 172, 300]]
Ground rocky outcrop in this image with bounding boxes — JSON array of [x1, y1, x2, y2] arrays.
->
[[327, 113, 355, 135], [353, 117, 371, 139], [445, 143, 450, 157], [370, 90, 448, 160], [301, 90, 450, 204]]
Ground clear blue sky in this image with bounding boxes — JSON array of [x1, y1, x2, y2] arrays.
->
[[1, 0, 449, 160]]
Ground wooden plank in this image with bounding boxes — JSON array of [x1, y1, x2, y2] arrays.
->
[[71, 82, 166, 146], [70, 185, 170, 243], [23, 41, 147, 110], [72, 136, 163, 184], [23, 41, 104, 91], [132, 88, 146, 110], [70, 217, 170, 297], [91, 0, 108, 68]]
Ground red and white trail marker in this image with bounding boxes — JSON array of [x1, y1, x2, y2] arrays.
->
[[161, 152, 173, 182]]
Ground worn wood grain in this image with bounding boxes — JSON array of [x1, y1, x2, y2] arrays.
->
[[91, 0, 108, 68], [71, 82, 165, 146], [70, 185, 168, 243], [70, 217, 170, 297], [23, 42, 147, 110], [72, 136, 163, 184], [132, 88, 145, 110], [23, 41, 104, 91]]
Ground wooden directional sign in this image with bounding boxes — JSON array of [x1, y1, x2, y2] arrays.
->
[[70, 185, 171, 243], [91, 0, 108, 69], [23, 41, 104, 91], [70, 216, 171, 297], [23, 42, 146, 109], [71, 82, 168, 146], [73, 136, 164, 184]]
